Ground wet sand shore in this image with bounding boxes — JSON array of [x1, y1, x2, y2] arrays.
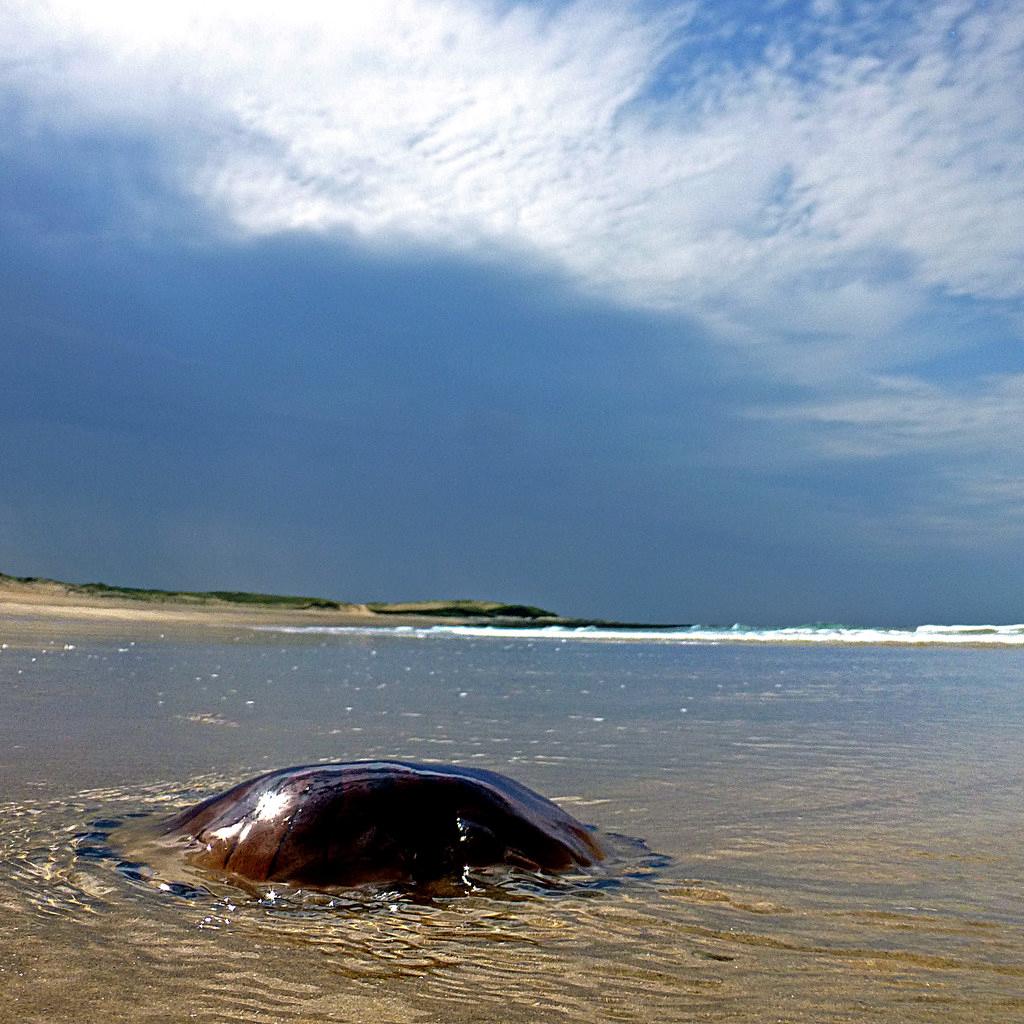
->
[[2, 603, 1022, 1022]]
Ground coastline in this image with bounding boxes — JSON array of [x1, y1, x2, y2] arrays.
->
[[6, 574, 1019, 648], [0, 575, 557, 638]]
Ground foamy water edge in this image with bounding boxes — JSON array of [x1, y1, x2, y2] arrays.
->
[[251, 622, 1024, 646]]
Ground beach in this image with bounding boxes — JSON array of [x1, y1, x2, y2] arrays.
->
[[0, 575, 453, 633], [5, 2, 1019, 1019], [1, 607, 1023, 1022]]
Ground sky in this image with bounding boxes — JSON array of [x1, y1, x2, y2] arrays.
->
[[1, 0, 1022, 625]]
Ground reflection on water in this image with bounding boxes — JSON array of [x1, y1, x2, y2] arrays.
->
[[1, 624, 1022, 1022]]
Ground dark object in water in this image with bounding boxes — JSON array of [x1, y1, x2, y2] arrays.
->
[[160, 760, 605, 889]]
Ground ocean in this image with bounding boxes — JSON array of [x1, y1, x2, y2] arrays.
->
[[1, 620, 1022, 1022], [255, 620, 1024, 645]]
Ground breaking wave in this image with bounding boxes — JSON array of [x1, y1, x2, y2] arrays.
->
[[252, 622, 1024, 647]]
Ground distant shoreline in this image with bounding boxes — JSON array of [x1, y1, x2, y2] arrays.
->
[[2, 573, 1019, 648], [1, 570, 688, 633], [0, 570, 565, 630]]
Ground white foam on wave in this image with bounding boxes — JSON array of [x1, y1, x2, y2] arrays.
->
[[251, 622, 1024, 646]]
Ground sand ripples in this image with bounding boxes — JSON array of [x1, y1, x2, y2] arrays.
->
[[3, 775, 1024, 1023], [0, 782, 705, 1023]]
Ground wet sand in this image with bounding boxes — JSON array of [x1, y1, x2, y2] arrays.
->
[[1, 613, 1022, 1022]]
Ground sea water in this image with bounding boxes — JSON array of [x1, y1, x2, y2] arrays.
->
[[1, 622, 1022, 1022], [257, 620, 1024, 645]]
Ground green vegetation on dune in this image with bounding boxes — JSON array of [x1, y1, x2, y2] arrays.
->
[[75, 582, 346, 610], [0, 571, 557, 618], [0, 571, 346, 610]]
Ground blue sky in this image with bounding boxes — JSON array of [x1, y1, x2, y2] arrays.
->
[[1, 0, 1022, 624]]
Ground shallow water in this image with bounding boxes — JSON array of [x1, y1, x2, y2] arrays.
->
[[1, 620, 1022, 1022]]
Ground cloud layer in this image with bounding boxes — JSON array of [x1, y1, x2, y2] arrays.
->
[[3, 0, 1023, 556], [5, 0, 1022, 370]]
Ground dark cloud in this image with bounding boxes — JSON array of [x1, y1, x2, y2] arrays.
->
[[1, 121, 1022, 625]]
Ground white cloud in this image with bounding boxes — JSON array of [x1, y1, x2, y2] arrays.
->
[[754, 372, 1024, 537], [761, 373, 1024, 458], [2, 0, 1022, 377]]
